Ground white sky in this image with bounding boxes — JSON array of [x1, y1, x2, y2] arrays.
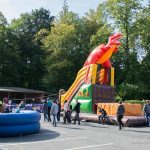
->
[[0, 0, 105, 22]]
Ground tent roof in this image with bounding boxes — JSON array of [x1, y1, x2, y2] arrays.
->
[[0, 87, 47, 94]]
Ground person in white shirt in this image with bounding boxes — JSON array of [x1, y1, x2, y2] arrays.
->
[[63, 100, 71, 124]]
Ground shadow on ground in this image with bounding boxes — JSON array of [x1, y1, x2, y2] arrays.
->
[[81, 122, 109, 128], [123, 129, 150, 134], [0, 128, 60, 144], [57, 122, 86, 130]]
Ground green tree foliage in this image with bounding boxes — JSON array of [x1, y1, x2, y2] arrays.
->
[[43, 23, 77, 92], [105, 0, 142, 78], [42, 2, 111, 93], [134, 6, 150, 99], [10, 8, 54, 89], [0, 26, 21, 86], [42, 1, 82, 93], [0, 11, 7, 26], [105, 0, 148, 99]]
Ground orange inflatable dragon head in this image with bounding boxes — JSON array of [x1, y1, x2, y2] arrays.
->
[[107, 33, 122, 52], [84, 33, 122, 67]]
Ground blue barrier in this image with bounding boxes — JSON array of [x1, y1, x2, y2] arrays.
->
[[0, 110, 41, 137]]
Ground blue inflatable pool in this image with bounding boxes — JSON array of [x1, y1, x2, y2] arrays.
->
[[0, 110, 41, 137]]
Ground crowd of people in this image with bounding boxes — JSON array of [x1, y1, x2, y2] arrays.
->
[[97, 101, 126, 130], [1, 97, 150, 129], [98, 100, 150, 130], [42, 98, 81, 127], [0, 98, 26, 113], [42, 98, 126, 129]]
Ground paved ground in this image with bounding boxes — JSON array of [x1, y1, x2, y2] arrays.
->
[[0, 115, 150, 150]]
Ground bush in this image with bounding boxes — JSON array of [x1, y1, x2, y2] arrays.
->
[[124, 100, 145, 104], [115, 95, 122, 102]]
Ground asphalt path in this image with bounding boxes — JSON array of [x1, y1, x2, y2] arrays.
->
[[0, 115, 150, 150]]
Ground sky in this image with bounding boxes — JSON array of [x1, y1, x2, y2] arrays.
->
[[0, 0, 105, 23]]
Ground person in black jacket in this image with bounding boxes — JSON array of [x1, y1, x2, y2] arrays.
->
[[72, 99, 81, 125], [57, 100, 61, 121], [116, 101, 125, 130], [43, 100, 48, 122]]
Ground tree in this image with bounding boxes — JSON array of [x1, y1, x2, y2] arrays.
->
[[10, 8, 54, 89], [0, 11, 7, 26], [134, 6, 150, 99], [105, 0, 142, 78], [43, 2, 111, 93], [0, 26, 21, 86], [43, 23, 76, 92], [104, 0, 146, 99]]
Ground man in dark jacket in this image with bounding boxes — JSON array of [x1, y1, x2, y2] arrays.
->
[[43, 100, 48, 122], [72, 99, 81, 125], [57, 100, 61, 121], [116, 101, 125, 130], [143, 100, 150, 126]]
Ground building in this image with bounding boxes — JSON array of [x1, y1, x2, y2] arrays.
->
[[0, 87, 47, 103]]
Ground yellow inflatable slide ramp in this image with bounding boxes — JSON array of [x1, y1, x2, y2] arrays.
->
[[61, 64, 97, 105]]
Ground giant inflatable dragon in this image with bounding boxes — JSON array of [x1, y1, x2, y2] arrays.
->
[[84, 33, 122, 68], [60, 33, 122, 105]]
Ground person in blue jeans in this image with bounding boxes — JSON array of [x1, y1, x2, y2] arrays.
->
[[143, 100, 150, 126], [98, 108, 107, 124], [47, 98, 52, 122], [51, 100, 58, 127]]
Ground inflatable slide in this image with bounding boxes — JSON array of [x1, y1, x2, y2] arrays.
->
[[60, 33, 122, 112]]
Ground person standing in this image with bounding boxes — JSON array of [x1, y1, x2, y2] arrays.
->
[[18, 100, 25, 110], [116, 101, 125, 130], [51, 100, 58, 127], [63, 100, 70, 124], [0, 100, 2, 112], [2, 99, 10, 113], [43, 100, 48, 122], [143, 100, 150, 126], [72, 99, 81, 125], [47, 98, 52, 122], [67, 102, 72, 124], [69, 102, 73, 123], [57, 100, 61, 121]]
